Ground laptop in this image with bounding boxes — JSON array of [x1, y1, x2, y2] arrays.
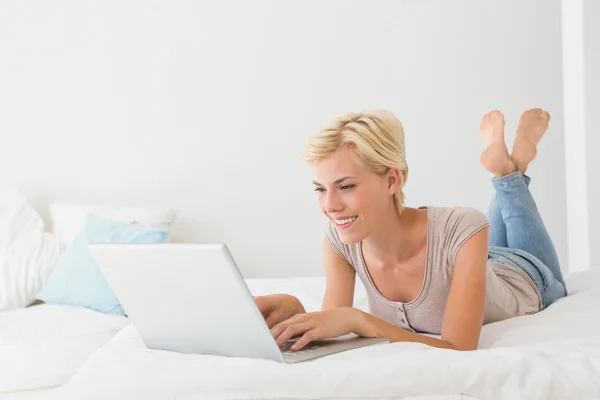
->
[[88, 243, 388, 363]]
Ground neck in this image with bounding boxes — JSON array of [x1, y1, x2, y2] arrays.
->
[[361, 206, 427, 265]]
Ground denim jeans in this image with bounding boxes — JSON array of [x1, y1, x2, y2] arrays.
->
[[486, 171, 567, 309]]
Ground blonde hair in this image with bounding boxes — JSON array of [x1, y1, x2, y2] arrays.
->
[[302, 109, 409, 214]]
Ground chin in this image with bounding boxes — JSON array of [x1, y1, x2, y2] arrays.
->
[[337, 230, 365, 245]]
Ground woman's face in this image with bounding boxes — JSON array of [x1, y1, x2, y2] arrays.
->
[[312, 147, 396, 244]]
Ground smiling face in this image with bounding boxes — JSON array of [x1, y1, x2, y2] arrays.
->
[[312, 146, 398, 244]]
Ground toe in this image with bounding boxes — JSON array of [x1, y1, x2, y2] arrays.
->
[[489, 110, 505, 125], [480, 113, 490, 127]]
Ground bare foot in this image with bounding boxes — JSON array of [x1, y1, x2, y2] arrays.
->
[[511, 108, 551, 175], [479, 110, 517, 178]]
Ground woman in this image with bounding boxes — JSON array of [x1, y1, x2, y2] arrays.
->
[[255, 108, 567, 352]]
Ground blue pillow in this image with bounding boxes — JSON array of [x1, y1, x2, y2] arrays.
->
[[37, 213, 168, 315]]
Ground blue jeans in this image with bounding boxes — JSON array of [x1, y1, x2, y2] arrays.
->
[[486, 171, 567, 309]]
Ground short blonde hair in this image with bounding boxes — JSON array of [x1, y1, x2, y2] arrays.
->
[[302, 109, 409, 214]]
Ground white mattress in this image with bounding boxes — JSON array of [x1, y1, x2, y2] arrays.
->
[[3, 269, 600, 399]]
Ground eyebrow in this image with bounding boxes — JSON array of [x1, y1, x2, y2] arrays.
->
[[312, 176, 356, 186]]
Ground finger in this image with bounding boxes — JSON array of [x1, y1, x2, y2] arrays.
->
[[271, 312, 313, 337], [266, 308, 299, 329], [271, 313, 301, 337], [265, 313, 279, 329], [276, 323, 313, 347], [289, 312, 310, 322], [273, 321, 308, 345], [291, 330, 321, 351], [271, 318, 292, 338]]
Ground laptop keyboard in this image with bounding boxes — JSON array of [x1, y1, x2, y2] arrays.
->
[[281, 340, 323, 354]]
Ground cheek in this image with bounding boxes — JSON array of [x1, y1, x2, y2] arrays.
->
[[352, 190, 383, 217], [349, 190, 368, 210]]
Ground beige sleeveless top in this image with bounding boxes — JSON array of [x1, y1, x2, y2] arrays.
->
[[325, 206, 542, 335]]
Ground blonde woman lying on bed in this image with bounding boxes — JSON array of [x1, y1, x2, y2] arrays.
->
[[254, 108, 567, 352]]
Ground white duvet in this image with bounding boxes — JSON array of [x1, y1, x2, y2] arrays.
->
[[21, 268, 600, 400], [0, 304, 128, 395]]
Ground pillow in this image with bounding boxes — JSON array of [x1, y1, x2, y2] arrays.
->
[[0, 190, 63, 312], [37, 213, 169, 315], [49, 203, 177, 248]]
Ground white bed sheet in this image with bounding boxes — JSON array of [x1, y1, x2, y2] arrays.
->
[[0, 304, 128, 395], [23, 268, 600, 400]]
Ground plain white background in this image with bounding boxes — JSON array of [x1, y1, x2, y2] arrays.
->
[[0, 0, 579, 277], [584, 0, 599, 269]]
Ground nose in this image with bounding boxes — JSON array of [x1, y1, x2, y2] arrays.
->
[[322, 191, 343, 214]]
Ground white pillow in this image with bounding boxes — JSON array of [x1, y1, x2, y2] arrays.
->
[[49, 203, 178, 247], [0, 190, 64, 311]]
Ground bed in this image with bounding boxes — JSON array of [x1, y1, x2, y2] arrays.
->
[[2, 268, 600, 400], [0, 304, 128, 397]]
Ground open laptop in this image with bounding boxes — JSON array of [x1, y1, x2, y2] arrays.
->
[[88, 243, 388, 363]]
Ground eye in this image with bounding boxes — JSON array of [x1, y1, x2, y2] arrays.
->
[[340, 184, 355, 190], [314, 187, 325, 193]]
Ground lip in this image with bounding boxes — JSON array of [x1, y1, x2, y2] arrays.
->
[[332, 215, 358, 229], [332, 215, 357, 221]]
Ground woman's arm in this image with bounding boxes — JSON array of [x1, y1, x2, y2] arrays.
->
[[356, 227, 489, 351], [321, 235, 356, 310], [273, 228, 489, 351], [255, 235, 355, 328]]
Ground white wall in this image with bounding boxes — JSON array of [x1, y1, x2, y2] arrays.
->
[[0, 0, 568, 278], [562, 0, 591, 274], [584, 0, 600, 269]]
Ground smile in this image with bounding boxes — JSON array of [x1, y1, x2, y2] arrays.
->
[[334, 215, 358, 226]]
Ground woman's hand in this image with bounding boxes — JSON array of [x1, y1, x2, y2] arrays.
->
[[271, 307, 373, 351], [254, 294, 306, 329]]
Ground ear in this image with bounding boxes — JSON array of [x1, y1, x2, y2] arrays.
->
[[386, 168, 401, 195]]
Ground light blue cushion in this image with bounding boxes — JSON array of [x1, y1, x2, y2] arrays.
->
[[37, 213, 168, 315]]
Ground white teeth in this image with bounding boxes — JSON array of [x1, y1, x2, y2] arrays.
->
[[335, 216, 357, 225]]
